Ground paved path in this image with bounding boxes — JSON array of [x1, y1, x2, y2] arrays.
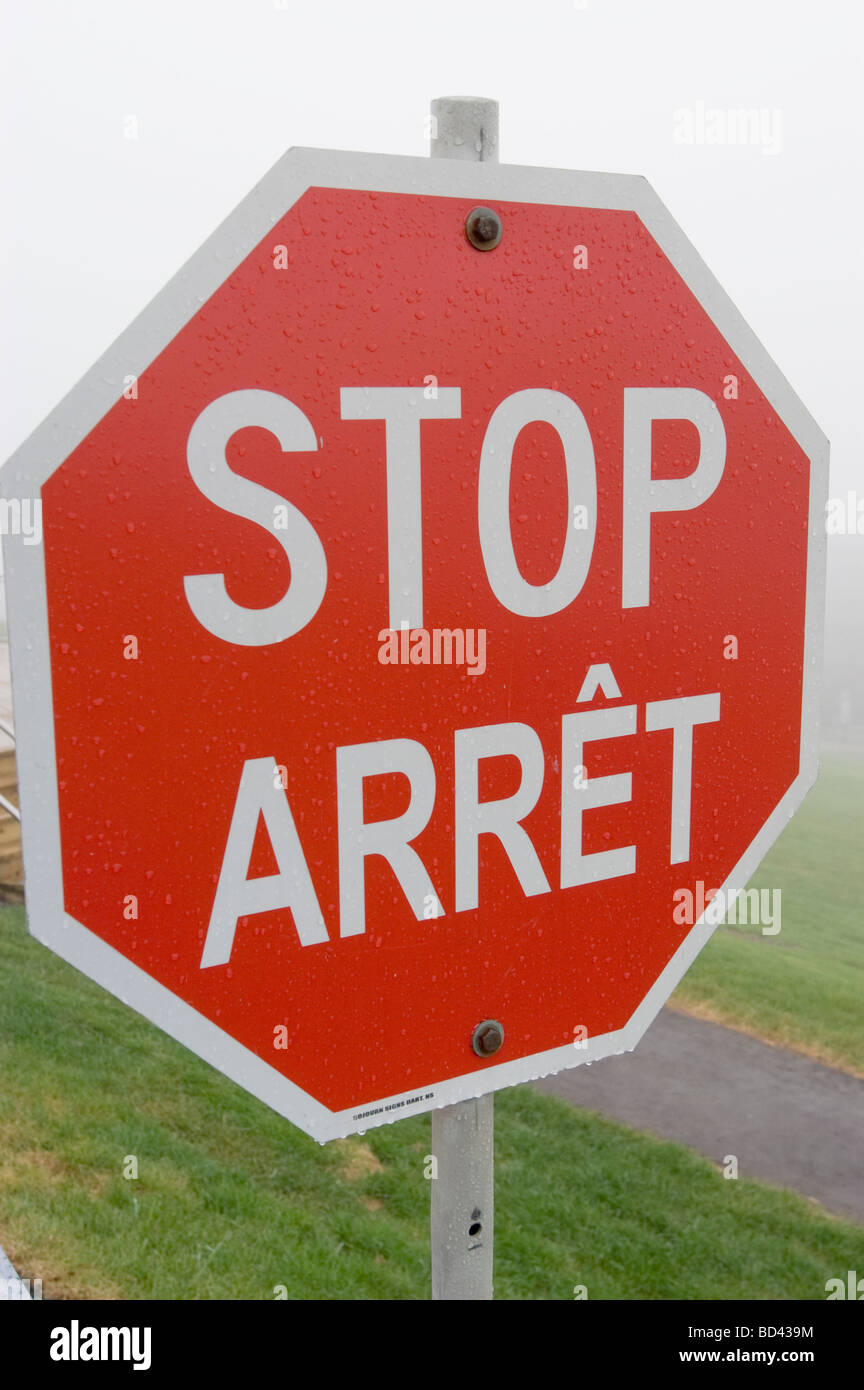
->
[[535, 1009, 864, 1226]]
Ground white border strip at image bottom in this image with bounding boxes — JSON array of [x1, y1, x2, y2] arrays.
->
[[0, 1246, 32, 1300]]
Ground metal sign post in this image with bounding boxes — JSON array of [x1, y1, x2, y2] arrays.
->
[[431, 1093, 494, 1300], [429, 96, 499, 1302]]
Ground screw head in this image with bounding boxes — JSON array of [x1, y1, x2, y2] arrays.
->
[[465, 206, 502, 251], [472, 1019, 505, 1057]]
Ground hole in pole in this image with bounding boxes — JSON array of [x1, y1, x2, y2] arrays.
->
[[468, 1221, 482, 1236]]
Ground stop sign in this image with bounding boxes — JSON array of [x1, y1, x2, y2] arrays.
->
[[2, 148, 826, 1140]]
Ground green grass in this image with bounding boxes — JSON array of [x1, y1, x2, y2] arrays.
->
[[1, 904, 861, 1300], [672, 756, 864, 1074]]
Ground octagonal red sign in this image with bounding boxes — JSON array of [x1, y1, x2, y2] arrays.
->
[[2, 148, 827, 1139]]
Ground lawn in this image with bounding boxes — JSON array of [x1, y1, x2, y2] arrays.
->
[[0, 903, 861, 1300], [672, 756, 864, 1075]]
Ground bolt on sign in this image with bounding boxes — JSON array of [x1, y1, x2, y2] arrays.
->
[[1, 148, 827, 1141]]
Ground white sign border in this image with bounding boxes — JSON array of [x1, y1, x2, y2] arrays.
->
[[1, 147, 828, 1142]]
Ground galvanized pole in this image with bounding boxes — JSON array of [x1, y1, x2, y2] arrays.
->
[[429, 94, 499, 1303], [430, 94, 499, 163], [430, 1089, 495, 1300]]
